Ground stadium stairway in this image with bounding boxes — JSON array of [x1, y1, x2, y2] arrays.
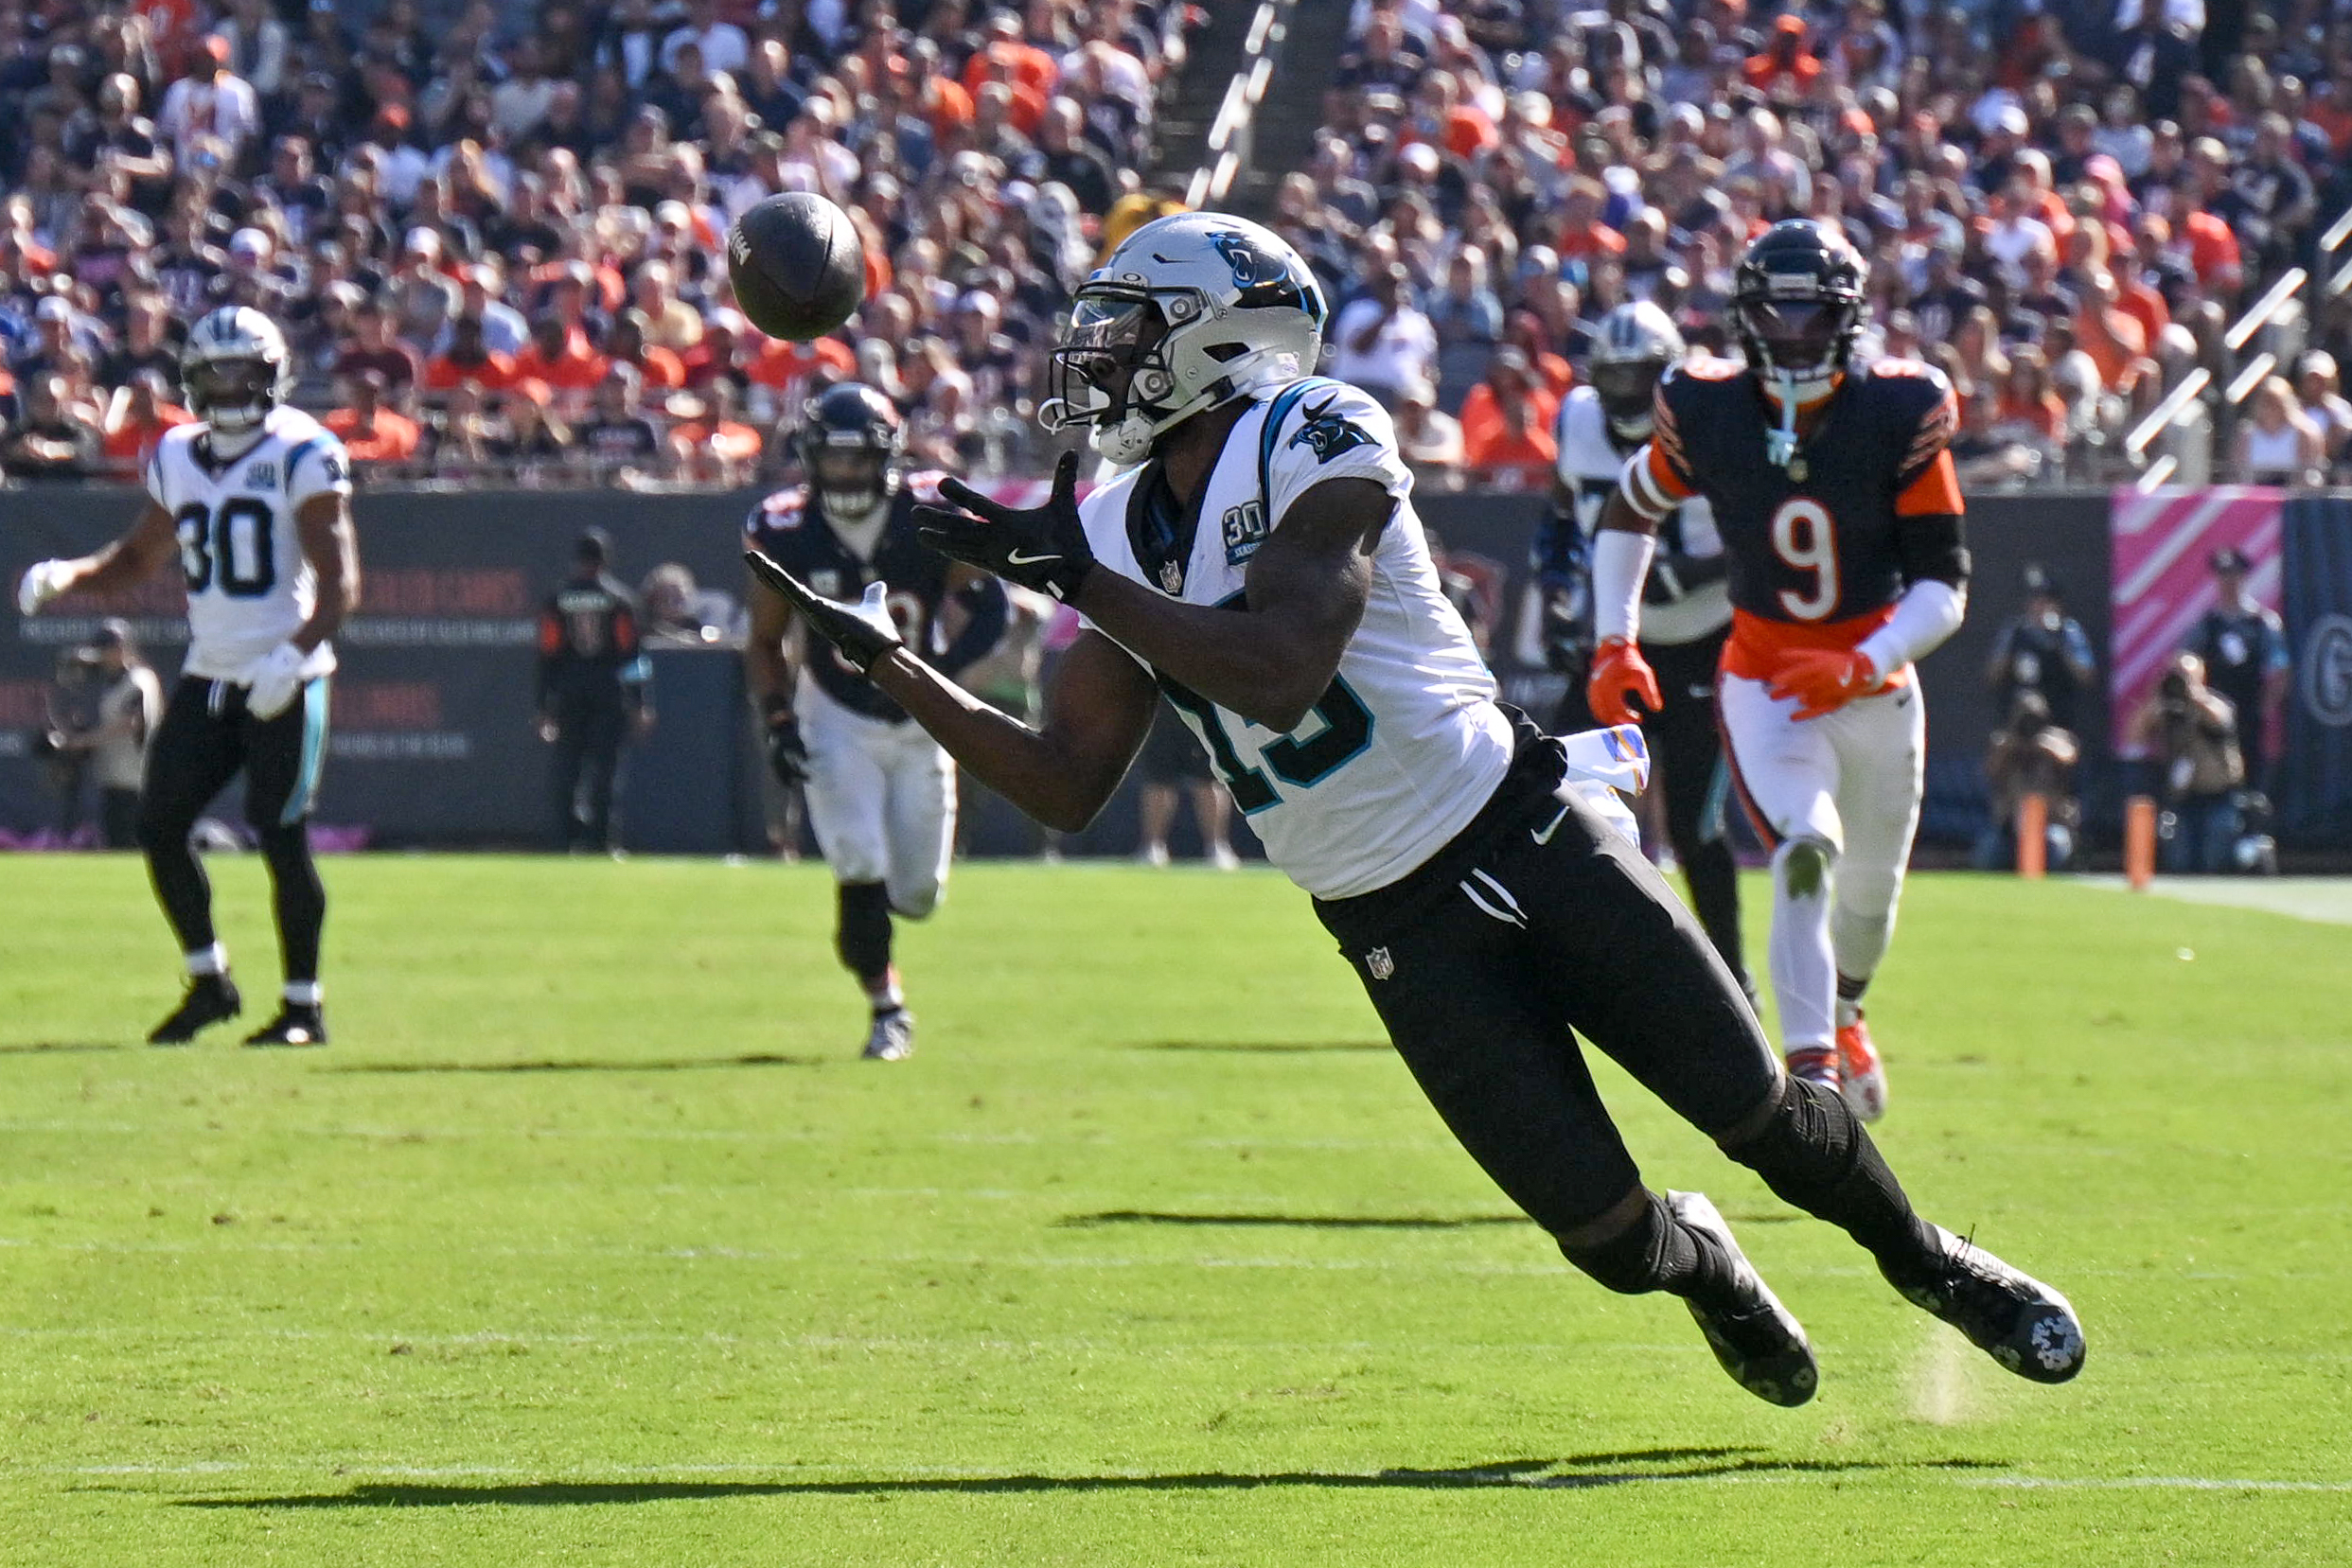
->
[[1227, 0, 1353, 217], [1151, 2, 1265, 189]]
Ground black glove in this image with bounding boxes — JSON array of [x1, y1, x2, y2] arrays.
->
[[913, 448, 1095, 602], [761, 697, 810, 787], [744, 549, 904, 675]]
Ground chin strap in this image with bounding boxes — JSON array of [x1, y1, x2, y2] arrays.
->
[[1765, 375, 1804, 468]]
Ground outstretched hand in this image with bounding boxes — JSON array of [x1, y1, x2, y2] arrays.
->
[[913, 449, 1096, 603], [1768, 648, 1882, 722], [744, 550, 904, 676]]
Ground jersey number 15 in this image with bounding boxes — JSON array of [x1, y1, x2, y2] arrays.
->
[[175, 499, 277, 599]]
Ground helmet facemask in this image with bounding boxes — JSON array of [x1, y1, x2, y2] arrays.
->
[[1590, 357, 1668, 442], [808, 434, 895, 524], [186, 356, 279, 440], [1044, 285, 1203, 467]]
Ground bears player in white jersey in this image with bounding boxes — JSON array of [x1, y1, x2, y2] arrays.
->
[[745, 213, 2083, 1402], [743, 383, 1007, 1061], [1547, 302, 1746, 994], [17, 308, 360, 1047]]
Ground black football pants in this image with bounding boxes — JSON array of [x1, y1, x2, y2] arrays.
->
[[550, 696, 628, 852], [137, 674, 330, 984], [1315, 771, 1777, 1239]]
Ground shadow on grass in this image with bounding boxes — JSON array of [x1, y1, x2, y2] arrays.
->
[[0, 1041, 126, 1055], [1057, 1210, 1524, 1230], [180, 1450, 2002, 1508], [1133, 1040, 1392, 1054], [327, 1053, 825, 1075]]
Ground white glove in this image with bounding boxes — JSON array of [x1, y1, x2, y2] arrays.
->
[[243, 643, 309, 721], [17, 559, 71, 617]]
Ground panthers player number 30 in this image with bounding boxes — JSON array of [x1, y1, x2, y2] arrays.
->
[[176, 499, 278, 598]]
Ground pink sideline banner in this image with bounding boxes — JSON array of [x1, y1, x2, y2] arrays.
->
[[2108, 487, 2286, 749]]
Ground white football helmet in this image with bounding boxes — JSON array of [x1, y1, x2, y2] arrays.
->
[[183, 305, 292, 439], [1589, 300, 1685, 443], [1044, 213, 1326, 467]]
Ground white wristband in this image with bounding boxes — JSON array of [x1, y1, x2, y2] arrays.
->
[[1857, 579, 1967, 677], [1591, 530, 1655, 644]]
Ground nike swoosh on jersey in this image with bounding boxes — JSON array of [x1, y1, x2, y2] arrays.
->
[[1531, 802, 1573, 845], [1005, 550, 1061, 567]]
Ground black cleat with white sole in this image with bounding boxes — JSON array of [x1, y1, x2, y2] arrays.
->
[[1668, 1190, 1819, 1407], [243, 1003, 328, 1048], [148, 975, 242, 1045], [1890, 1224, 2085, 1383]]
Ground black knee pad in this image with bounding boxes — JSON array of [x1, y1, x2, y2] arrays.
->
[[1560, 1190, 1685, 1296], [836, 880, 894, 981]]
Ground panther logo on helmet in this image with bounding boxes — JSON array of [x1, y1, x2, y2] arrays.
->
[[1046, 213, 1327, 467]]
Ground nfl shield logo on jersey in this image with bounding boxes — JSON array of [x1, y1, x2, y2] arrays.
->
[[1366, 947, 1394, 980]]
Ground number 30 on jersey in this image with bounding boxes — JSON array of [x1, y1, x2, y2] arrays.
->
[[175, 499, 278, 599]]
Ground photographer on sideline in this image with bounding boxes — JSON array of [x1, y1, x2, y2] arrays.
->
[[2129, 652, 2245, 874], [40, 621, 164, 847], [1976, 693, 2080, 872]]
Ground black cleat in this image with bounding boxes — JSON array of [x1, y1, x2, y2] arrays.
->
[[1669, 1190, 1819, 1407], [1890, 1224, 2085, 1383], [148, 975, 242, 1045], [860, 1007, 913, 1061], [243, 1003, 328, 1048]]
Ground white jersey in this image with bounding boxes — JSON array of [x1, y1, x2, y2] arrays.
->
[[1079, 378, 1512, 900], [145, 407, 352, 681], [1554, 387, 1730, 645]]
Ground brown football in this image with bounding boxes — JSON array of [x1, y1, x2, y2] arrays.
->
[[727, 192, 866, 342]]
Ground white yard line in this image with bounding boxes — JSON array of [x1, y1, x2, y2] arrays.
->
[[2079, 874, 2352, 926]]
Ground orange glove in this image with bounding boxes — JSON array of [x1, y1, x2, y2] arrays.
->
[[1768, 648, 1883, 720], [1586, 637, 1663, 727]]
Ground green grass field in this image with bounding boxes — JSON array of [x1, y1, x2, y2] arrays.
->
[[1, 855, 2346, 1565]]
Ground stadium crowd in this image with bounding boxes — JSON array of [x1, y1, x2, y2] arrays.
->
[[1267, 0, 2352, 491], [0, 0, 1194, 486], [3, 1, 2350, 493]]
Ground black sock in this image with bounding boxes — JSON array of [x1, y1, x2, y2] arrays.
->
[[258, 823, 326, 986], [1722, 1078, 1938, 1281], [1562, 1190, 1742, 1305], [1683, 837, 1746, 986], [836, 880, 893, 983]]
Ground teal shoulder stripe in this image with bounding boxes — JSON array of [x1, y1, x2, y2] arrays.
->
[[283, 436, 322, 492], [1256, 379, 1332, 508]]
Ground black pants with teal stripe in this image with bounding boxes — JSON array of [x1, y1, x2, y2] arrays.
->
[[138, 674, 330, 984]]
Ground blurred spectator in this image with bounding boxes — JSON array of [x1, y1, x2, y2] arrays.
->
[[486, 382, 575, 483], [2232, 376, 2327, 485], [1426, 244, 1504, 346], [1459, 347, 1558, 489], [2131, 652, 2245, 875], [575, 363, 663, 481], [1392, 377, 1464, 474], [99, 369, 195, 479], [1975, 693, 2080, 873], [157, 36, 259, 166], [2293, 352, 2352, 468], [2, 373, 103, 481], [1328, 261, 1437, 409], [336, 304, 424, 407], [1987, 563, 2098, 736], [640, 562, 716, 646], [423, 316, 516, 400], [513, 316, 610, 413], [2183, 547, 2291, 795], [1949, 384, 2043, 488], [324, 371, 422, 470], [666, 383, 762, 486]]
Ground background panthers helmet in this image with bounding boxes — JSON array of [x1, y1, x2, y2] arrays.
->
[[182, 306, 292, 438], [1589, 300, 1686, 443], [1044, 212, 1327, 467], [1731, 220, 1866, 405], [796, 381, 904, 523]]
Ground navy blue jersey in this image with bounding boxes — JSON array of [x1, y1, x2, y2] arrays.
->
[[1642, 356, 1959, 643], [745, 476, 955, 722]]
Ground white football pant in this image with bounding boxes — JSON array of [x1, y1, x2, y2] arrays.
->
[[1719, 673, 1926, 1050], [799, 679, 957, 917]]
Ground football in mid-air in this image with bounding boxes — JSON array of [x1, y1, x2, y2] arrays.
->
[[727, 192, 867, 343]]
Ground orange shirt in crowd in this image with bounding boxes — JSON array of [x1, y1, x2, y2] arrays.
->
[[746, 335, 857, 388], [2114, 275, 2170, 348], [325, 405, 423, 463], [102, 400, 195, 474], [512, 338, 609, 396], [2075, 306, 2149, 391], [2181, 210, 2243, 289], [423, 350, 517, 395], [624, 345, 687, 393], [1556, 224, 1626, 262], [1459, 382, 1562, 479], [1995, 389, 2067, 442], [962, 39, 1058, 100], [670, 418, 764, 474]]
